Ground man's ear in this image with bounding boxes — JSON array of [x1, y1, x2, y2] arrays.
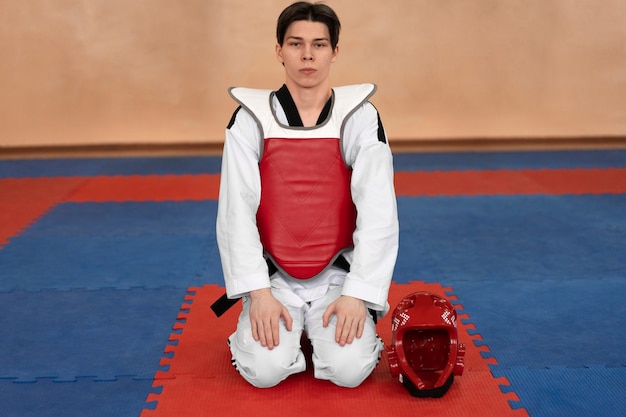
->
[[331, 45, 339, 63], [275, 43, 284, 64]]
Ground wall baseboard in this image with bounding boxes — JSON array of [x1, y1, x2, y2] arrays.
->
[[388, 136, 626, 153], [0, 142, 225, 160], [1, 136, 625, 160]]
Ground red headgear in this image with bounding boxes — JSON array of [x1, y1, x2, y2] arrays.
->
[[386, 292, 466, 397]]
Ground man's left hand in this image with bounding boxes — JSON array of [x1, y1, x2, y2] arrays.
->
[[322, 295, 367, 346]]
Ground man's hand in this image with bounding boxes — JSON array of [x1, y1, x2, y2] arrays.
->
[[249, 288, 293, 350], [322, 295, 367, 346]]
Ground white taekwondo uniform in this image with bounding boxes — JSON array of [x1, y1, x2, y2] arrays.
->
[[216, 83, 399, 388]]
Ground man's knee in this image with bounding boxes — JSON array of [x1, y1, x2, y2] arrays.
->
[[235, 357, 293, 388], [325, 354, 373, 388], [229, 334, 306, 388], [312, 337, 383, 388]]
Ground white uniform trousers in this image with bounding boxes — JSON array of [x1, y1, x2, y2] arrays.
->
[[228, 285, 383, 388]]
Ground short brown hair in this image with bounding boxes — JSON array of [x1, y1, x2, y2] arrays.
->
[[276, 2, 341, 49]]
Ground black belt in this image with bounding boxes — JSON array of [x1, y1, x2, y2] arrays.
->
[[210, 255, 352, 317]]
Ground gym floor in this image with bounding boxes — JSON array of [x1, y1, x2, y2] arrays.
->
[[1, 149, 624, 417]]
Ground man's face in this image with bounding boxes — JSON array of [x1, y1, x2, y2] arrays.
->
[[276, 20, 338, 89]]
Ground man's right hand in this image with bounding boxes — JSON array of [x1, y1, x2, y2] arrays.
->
[[248, 288, 293, 350]]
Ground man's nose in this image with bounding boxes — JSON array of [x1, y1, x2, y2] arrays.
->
[[302, 46, 314, 61]]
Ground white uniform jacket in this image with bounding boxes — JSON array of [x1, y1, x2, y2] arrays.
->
[[216, 83, 399, 314]]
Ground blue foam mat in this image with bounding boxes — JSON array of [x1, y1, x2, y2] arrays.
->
[[392, 149, 626, 171], [393, 194, 625, 369], [0, 288, 187, 382], [0, 235, 220, 290], [453, 277, 626, 368], [0, 377, 155, 417], [2, 150, 625, 179], [393, 195, 626, 282], [17, 201, 217, 238], [2, 151, 625, 417], [492, 366, 626, 417], [0, 201, 223, 291], [0, 156, 222, 178]]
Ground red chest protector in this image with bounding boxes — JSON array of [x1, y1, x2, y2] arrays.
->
[[257, 137, 355, 279], [229, 84, 376, 279]]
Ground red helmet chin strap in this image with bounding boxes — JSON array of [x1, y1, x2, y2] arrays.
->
[[386, 292, 466, 398]]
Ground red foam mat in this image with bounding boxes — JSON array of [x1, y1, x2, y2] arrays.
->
[[395, 167, 626, 196], [66, 174, 221, 202], [0, 177, 87, 245], [141, 283, 528, 417]]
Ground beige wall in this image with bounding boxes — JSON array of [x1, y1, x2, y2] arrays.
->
[[1, 0, 625, 148]]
